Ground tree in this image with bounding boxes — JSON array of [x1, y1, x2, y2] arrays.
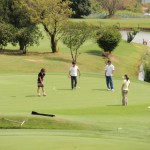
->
[[69, 0, 91, 18], [25, 0, 73, 53], [0, 0, 42, 53], [120, 0, 142, 12], [90, 0, 102, 13], [61, 22, 92, 62], [98, 0, 121, 17], [12, 26, 43, 53], [127, 28, 139, 43], [141, 49, 150, 82], [0, 23, 14, 49], [97, 26, 121, 54]]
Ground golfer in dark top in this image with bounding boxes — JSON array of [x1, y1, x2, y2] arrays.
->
[[37, 68, 46, 96]]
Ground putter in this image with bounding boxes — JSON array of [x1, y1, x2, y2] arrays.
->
[[31, 111, 55, 117], [4, 118, 25, 126]]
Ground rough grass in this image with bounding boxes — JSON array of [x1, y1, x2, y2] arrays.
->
[[0, 40, 147, 79]]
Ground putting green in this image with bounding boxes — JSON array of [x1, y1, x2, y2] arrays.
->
[[0, 74, 150, 150]]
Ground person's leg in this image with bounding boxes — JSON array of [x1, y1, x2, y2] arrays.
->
[[71, 76, 74, 89], [122, 90, 125, 105], [109, 76, 114, 90], [122, 90, 128, 106], [124, 91, 128, 105], [37, 85, 41, 96], [42, 87, 46, 96], [74, 76, 77, 88], [106, 76, 110, 90]]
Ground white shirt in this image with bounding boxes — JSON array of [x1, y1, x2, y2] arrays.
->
[[105, 64, 115, 76], [122, 79, 130, 91], [69, 65, 79, 76]]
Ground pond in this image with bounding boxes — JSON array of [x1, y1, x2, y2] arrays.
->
[[121, 31, 150, 46]]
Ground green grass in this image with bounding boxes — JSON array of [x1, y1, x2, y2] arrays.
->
[[1, 40, 146, 79], [0, 18, 150, 150], [0, 74, 150, 149], [72, 18, 150, 28]]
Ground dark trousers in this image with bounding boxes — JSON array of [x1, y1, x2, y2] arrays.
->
[[71, 76, 77, 89], [106, 76, 114, 90]]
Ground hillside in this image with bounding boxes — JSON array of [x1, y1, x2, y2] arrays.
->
[[0, 40, 147, 79]]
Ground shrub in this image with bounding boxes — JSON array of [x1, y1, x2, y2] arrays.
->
[[142, 49, 150, 82], [96, 26, 121, 53], [144, 63, 150, 82]]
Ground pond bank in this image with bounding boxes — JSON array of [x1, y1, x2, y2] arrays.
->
[[119, 27, 150, 32]]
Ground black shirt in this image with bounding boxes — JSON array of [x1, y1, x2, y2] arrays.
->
[[37, 72, 45, 83]]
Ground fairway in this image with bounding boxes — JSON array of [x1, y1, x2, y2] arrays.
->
[[0, 74, 150, 150], [1, 0, 150, 149]]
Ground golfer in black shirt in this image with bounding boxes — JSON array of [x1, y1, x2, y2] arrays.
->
[[37, 68, 46, 96]]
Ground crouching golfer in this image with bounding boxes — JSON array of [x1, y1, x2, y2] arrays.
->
[[121, 74, 130, 106], [37, 68, 46, 96], [68, 61, 80, 90]]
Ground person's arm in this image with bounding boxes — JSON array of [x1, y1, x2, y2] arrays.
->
[[121, 80, 125, 90], [112, 65, 115, 75], [77, 68, 80, 77], [40, 73, 45, 85], [105, 65, 107, 76], [39, 75, 44, 85]]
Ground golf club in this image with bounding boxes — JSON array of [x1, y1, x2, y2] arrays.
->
[[4, 118, 25, 126]]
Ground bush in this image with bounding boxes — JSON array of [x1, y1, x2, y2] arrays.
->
[[143, 49, 150, 82], [96, 26, 121, 53], [142, 49, 150, 82], [144, 63, 150, 82]]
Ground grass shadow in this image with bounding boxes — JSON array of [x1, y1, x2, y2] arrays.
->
[[45, 57, 71, 63], [86, 50, 103, 56], [26, 95, 37, 97], [92, 89, 107, 91], [57, 89, 72, 91], [107, 105, 122, 106]]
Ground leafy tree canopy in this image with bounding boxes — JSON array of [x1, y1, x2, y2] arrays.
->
[[97, 26, 121, 53], [0, 0, 42, 53], [62, 21, 93, 62], [24, 0, 73, 53], [69, 0, 91, 18]]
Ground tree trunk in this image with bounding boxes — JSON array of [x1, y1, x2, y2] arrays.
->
[[42, 23, 57, 53], [51, 34, 57, 53], [19, 40, 26, 54]]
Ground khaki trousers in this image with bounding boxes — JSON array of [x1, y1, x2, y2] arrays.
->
[[122, 90, 128, 106]]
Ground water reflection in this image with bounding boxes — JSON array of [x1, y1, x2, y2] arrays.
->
[[121, 31, 150, 46]]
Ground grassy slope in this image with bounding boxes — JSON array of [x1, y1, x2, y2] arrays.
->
[[0, 18, 150, 150], [0, 40, 147, 78]]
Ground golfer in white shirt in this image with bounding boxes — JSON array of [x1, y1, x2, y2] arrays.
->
[[105, 60, 115, 91], [68, 61, 80, 90]]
